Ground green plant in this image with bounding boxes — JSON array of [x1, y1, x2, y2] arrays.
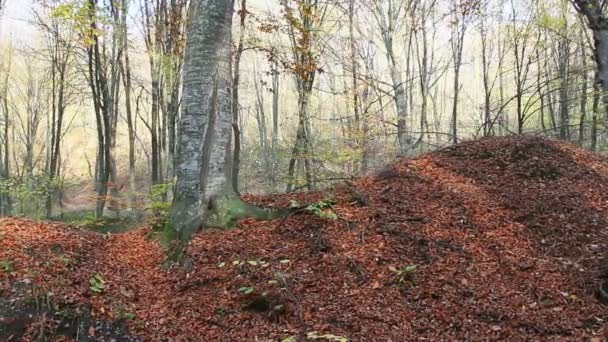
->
[[269, 272, 288, 288], [1, 260, 14, 272], [117, 310, 136, 321], [389, 264, 417, 287], [306, 331, 349, 341], [58, 256, 73, 267], [214, 306, 227, 317], [305, 199, 338, 220], [238, 286, 255, 295], [148, 182, 174, 231], [89, 273, 105, 293], [148, 201, 171, 230], [0, 175, 64, 218]]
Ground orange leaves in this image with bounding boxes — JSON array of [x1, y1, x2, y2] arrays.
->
[[281, 0, 321, 83], [3, 136, 608, 339]]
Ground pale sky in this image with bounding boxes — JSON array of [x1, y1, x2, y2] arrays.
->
[[1, 0, 36, 44], [0, 0, 278, 45]]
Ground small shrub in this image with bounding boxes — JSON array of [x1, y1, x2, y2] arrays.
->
[[306, 331, 349, 342], [89, 273, 105, 293], [238, 286, 255, 295], [1, 260, 14, 272], [305, 199, 338, 220], [389, 264, 417, 288], [148, 182, 173, 231], [116, 309, 136, 321], [58, 256, 73, 267]]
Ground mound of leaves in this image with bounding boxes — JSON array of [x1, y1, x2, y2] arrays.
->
[[1, 136, 608, 341]]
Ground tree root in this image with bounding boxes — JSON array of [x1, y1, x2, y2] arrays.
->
[[161, 194, 292, 264]]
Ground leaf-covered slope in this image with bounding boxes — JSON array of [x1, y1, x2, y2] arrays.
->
[[1, 136, 608, 341]]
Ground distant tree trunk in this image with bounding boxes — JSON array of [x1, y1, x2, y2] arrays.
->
[[150, 69, 162, 185], [120, 0, 136, 209], [480, 10, 493, 136], [86, 0, 114, 218], [536, 50, 547, 132], [416, 18, 428, 146], [283, 0, 320, 192], [591, 75, 600, 151], [450, 22, 465, 143], [557, 12, 570, 140], [388, 49, 409, 154], [142, 0, 187, 188], [253, 71, 270, 182], [545, 67, 558, 133], [0, 0, 6, 214], [347, 0, 361, 167], [430, 86, 441, 144], [270, 62, 280, 185], [579, 40, 589, 146], [231, 0, 246, 193], [498, 28, 506, 135], [45, 27, 70, 218], [368, 0, 411, 155], [286, 79, 314, 192], [0, 56, 9, 216]]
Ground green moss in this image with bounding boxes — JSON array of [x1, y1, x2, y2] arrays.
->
[[206, 195, 287, 228], [157, 223, 178, 248], [161, 194, 291, 263]]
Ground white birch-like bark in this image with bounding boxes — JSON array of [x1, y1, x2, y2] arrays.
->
[[169, 0, 235, 242]]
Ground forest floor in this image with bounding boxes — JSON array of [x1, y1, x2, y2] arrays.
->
[[1, 136, 608, 341]]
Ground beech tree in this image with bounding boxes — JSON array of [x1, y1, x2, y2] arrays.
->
[[166, 0, 275, 248]]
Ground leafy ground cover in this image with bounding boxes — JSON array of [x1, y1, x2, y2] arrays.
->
[[1, 136, 607, 341]]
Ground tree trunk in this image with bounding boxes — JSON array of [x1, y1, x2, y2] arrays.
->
[[558, 37, 570, 140], [86, 0, 113, 219], [1, 71, 10, 215], [571, 1, 608, 148], [286, 80, 314, 192], [168, 0, 277, 248], [231, 0, 246, 194], [480, 16, 492, 136], [253, 71, 270, 182], [348, 0, 361, 166], [120, 0, 136, 209], [592, 75, 600, 151], [271, 63, 280, 185], [388, 50, 409, 155], [451, 35, 464, 143], [579, 41, 589, 146]]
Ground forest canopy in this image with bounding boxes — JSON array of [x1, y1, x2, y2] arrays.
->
[[0, 0, 606, 223]]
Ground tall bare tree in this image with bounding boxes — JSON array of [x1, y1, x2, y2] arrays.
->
[[368, 0, 413, 155]]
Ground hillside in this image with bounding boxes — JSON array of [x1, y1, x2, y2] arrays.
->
[[1, 136, 608, 341]]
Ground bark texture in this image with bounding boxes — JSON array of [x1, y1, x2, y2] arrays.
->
[[167, 0, 284, 248]]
